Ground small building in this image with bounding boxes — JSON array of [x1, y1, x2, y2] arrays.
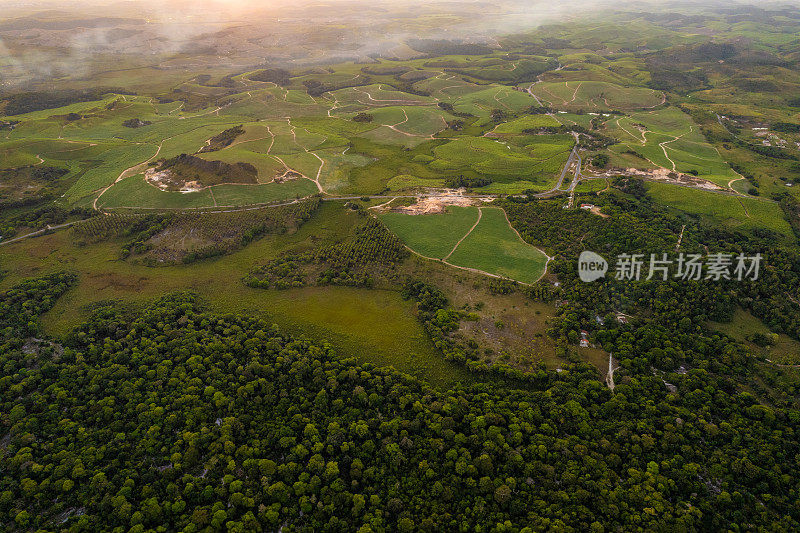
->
[[579, 339, 589, 348], [580, 204, 595, 210]]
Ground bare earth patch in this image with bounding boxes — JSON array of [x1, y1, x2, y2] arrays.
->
[[145, 167, 204, 193], [589, 206, 609, 218], [384, 190, 494, 215], [273, 169, 303, 183], [594, 167, 723, 190]]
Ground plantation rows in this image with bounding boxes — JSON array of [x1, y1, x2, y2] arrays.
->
[[72, 213, 157, 242], [246, 215, 409, 290], [71, 199, 321, 264], [316, 217, 408, 267], [170, 199, 320, 247]]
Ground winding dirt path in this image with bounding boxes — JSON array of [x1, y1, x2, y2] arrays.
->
[[285, 117, 326, 194], [493, 89, 513, 110], [659, 126, 694, 171], [676, 225, 686, 251], [352, 86, 431, 106], [606, 354, 620, 390], [444, 207, 482, 260], [765, 359, 800, 369], [380, 108, 436, 139], [93, 141, 162, 209], [566, 82, 583, 104], [616, 118, 647, 144]]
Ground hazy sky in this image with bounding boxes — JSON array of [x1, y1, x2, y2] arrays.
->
[[0, 0, 794, 90]]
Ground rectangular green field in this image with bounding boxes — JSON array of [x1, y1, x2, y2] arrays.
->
[[379, 206, 480, 259], [447, 207, 549, 284]]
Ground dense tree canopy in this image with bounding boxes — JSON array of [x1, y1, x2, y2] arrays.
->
[[2, 275, 799, 531]]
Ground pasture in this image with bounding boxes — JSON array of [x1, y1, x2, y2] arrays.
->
[[606, 107, 739, 185], [430, 135, 573, 187], [380, 206, 549, 283], [646, 182, 793, 237], [380, 206, 481, 259], [710, 309, 800, 365], [529, 81, 664, 111], [0, 202, 474, 387], [447, 207, 550, 284]]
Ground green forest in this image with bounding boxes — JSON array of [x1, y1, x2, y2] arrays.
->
[[2, 260, 800, 531], [5, 1, 800, 531]]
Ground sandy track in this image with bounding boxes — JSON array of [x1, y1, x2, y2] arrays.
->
[[444, 207, 482, 260]]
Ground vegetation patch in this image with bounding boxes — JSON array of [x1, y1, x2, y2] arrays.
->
[[198, 125, 244, 152], [646, 182, 793, 237], [74, 199, 321, 264], [246, 212, 408, 289], [380, 206, 480, 259], [122, 118, 151, 128], [146, 154, 258, 192], [447, 207, 549, 284], [248, 68, 292, 85], [0, 165, 69, 207], [1, 87, 134, 116]]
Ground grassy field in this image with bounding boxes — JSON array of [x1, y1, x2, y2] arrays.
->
[[447, 207, 549, 284], [386, 174, 447, 191], [451, 87, 536, 123], [606, 108, 739, 185], [380, 206, 480, 258], [0, 202, 474, 387], [381, 206, 549, 283], [6, 10, 800, 397], [430, 135, 573, 187], [530, 81, 663, 111], [710, 308, 800, 365], [491, 114, 561, 134], [98, 174, 320, 210], [646, 182, 793, 237]]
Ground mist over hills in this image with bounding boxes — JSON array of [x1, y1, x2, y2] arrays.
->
[[3, 0, 797, 91]]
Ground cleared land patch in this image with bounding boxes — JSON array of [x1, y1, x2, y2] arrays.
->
[[381, 205, 549, 283], [380, 206, 480, 259], [647, 182, 793, 237], [447, 207, 549, 283]]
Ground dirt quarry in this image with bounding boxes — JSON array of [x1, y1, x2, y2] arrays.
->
[[273, 169, 303, 183], [388, 190, 494, 215]]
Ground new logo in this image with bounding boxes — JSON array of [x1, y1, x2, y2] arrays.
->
[[578, 251, 608, 282]]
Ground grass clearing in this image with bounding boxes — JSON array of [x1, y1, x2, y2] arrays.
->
[[381, 206, 549, 283], [647, 182, 793, 237], [607, 108, 738, 185], [0, 202, 474, 387], [430, 135, 572, 185], [380, 206, 480, 259], [447, 207, 549, 283], [530, 81, 663, 110], [711, 308, 800, 365]]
